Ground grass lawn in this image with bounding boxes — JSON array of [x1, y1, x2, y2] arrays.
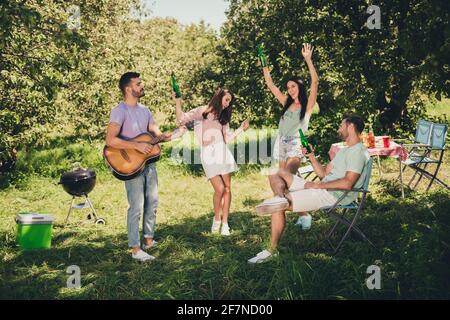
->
[[426, 98, 450, 119], [1, 117, 449, 299]]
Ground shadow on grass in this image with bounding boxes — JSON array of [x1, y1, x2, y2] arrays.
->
[[1, 190, 450, 299], [375, 178, 418, 199], [0, 211, 364, 299]]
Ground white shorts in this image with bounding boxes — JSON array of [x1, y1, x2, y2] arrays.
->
[[288, 175, 337, 212], [273, 135, 305, 161]]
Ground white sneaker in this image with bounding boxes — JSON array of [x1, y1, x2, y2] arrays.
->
[[221, 223, 231, 236], [261, 196, 287, 205], [132, 250, 155, 262], [295, 214, 312, 230], [247, 249, 278, 264], [255, 196, 289, 215], [211, 219, 221, 234]]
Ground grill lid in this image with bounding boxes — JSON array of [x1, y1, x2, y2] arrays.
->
[[60, 168, 96, 184]]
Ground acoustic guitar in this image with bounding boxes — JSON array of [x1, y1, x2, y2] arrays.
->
[[103, 132, 162, 181]]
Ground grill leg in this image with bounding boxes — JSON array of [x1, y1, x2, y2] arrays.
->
[[84, 195, 98, 220], [64, 197, 76, 225]]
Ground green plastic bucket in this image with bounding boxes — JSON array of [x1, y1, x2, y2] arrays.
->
[[16, 213, 54, 250]]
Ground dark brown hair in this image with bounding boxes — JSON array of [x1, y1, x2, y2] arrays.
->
[[281, 77, 308, 121], [202, 88, 234, 125], [119, 71, 140, 95], [343, 113, 365, 133]]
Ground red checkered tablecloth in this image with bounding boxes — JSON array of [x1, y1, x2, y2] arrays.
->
[[328, 138, 409, 161]]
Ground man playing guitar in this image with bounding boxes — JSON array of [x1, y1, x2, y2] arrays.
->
[[106, 71, 180, 262]]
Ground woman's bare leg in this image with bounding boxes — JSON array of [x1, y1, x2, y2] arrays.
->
[[271, 210, 286, 251], [285, 157, 301, 174], [209, 176, 225, 221], [220, 173, 232, 224], [286, 157, 308, 217]]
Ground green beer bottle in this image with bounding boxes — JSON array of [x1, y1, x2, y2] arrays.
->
[[257, 44, 267, 67], [299, 129, 312, 153], [171, 73, 182, 98]]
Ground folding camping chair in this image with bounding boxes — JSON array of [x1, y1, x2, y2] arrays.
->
[[321, 157, 375, 254], [399, 120, 449, 192], [297, 156, 321, 182], [297, 164, 318, 181]]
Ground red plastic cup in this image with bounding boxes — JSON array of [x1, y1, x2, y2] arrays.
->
[[383, 136, 390, 148]]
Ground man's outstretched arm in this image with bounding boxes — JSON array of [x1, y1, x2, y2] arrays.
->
[[305, 171, 361, 191]]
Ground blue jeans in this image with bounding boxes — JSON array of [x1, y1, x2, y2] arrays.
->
[[124, 162, 158, 247]]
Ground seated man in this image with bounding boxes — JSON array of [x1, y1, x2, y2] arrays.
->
[[249, 114, 370, 264]]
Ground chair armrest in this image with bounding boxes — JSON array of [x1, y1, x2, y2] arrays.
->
[[325, 188, 368, 193], [401, 143, 430, 148], [393, 136, 414, 143]]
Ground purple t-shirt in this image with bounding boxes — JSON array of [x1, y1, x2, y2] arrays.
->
[[109, 102, 155, 139]]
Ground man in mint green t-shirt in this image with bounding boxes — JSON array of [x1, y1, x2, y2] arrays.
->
[[249, 114, 370, 264], [322, 140, 369, 205]]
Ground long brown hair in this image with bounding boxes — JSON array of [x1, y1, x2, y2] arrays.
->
[[202, 88, 234, 125], [282, 77, 308, 121]]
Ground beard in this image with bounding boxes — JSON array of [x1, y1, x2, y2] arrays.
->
[[338, 131, 347, 140], [132, 89, 145, 98]]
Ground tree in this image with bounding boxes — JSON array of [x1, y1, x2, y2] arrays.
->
[[0, 0, 222, 172], [0, 0, 137, 168], [219, 0, 449, 130]]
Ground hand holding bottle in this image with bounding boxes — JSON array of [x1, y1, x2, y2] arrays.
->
[[257, 45, 268, 68], [172, 91, 181, 101], [299, 129, 312, 153], [301, 144, 315, 158]]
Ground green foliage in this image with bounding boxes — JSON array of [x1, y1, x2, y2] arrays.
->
[[0, 1, 222, 168], [2, 0, 448, 169], [63, 17, 222, 139], [15, 142, 106, 178], [0, 0, 449, 298], [0, 0, 137, 164], [219, 0, 449, 133]]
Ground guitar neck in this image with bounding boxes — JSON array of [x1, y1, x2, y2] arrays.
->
[[146, 127, 186, 144]]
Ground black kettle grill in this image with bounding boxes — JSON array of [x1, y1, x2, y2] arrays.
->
[[59, 168, 105, 225]]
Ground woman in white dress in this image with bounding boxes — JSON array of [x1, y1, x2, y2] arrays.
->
[[174, 88, 249, 235]]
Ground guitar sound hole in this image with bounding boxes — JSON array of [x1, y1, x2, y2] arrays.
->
[[120, 149, 131, 162]]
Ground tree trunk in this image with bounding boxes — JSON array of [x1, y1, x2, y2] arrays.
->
[[0, 148, 17, 173], [379, 77, 413, 129], [317, 80, 336, 114]]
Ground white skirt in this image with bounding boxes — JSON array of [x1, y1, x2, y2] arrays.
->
[[201, 142, 238, 179]]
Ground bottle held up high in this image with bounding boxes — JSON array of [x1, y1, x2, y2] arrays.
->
[[171, 73, 182, 98], [257, 44, 268, 68]]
